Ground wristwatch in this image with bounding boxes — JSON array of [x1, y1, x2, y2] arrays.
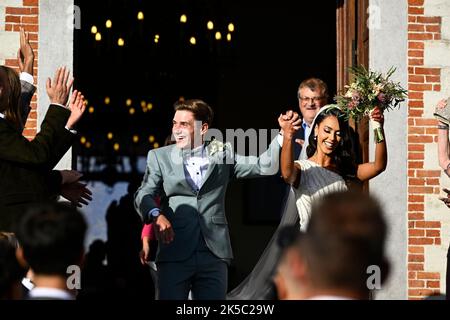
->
[[149, 209, 161, 222]]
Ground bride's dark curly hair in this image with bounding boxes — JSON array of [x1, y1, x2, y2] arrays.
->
[[306, 106, 357, 179]]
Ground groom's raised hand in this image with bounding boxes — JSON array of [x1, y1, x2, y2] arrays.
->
[[278, 110, 301, 139]]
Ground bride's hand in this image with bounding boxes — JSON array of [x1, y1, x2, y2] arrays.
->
[[370, 106, 384, 126], [278, 111, 301, 139]]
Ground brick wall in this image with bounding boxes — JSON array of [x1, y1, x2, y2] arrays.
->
[[408, 0, 450, 299], [0, 0, 39, 139]]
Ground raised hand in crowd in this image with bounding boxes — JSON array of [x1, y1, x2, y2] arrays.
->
[[17, 27, 34, 75], [66, 90, 86, 129], [45, 66, 74, 105]]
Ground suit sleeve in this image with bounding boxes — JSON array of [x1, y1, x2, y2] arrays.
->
[[44, 170, 63, 198], [134, 150, 163, 223], [0, 104, 73, 167], [232, 137, 281, 179], [19, 80, 36, 129]]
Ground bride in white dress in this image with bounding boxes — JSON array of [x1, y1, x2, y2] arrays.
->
[[227, 104, 387, 299]]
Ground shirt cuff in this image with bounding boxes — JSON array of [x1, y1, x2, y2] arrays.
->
[[20, 72, 34, 85], [65, 126, 77, 134], [277, 131, 284, 147]]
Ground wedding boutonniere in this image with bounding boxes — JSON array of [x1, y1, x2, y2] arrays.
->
[[207, 139, 231, 157]]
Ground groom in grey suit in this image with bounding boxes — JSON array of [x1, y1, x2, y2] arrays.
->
[[134, 99, 283, 300]]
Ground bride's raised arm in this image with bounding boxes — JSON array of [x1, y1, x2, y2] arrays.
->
[[356, 107, 388, 181], [279, 111, 302, 185]]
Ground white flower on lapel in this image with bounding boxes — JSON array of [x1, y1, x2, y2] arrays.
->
[[207, 139, 231, 157]]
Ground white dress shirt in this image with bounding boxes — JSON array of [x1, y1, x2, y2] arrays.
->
[[182, 144, 209, 192], [299, 121, 311, 160], [28, 287, 75, 300]]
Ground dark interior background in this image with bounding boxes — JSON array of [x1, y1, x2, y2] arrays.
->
[[74, 0, 336, 288]]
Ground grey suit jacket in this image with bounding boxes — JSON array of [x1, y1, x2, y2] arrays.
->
[[134, 137, 281, 262]]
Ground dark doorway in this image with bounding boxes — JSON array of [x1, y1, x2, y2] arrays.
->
[[74, 0, 337, 291]]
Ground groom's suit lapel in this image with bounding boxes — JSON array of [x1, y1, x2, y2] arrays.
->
[[200, 142, 219, 192], [170, 146, 196, 194]]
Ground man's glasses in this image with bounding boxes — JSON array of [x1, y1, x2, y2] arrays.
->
[[299, 96, 323, 103]]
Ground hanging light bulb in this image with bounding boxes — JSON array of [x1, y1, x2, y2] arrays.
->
[[190, 37, 196, 45], [215, 31, 222, 40], [95, 32, 102, 41], [113, 143, 120, 151], [80, 136, 86, 144], [154, 34, 160, 44], [88, 106, 94, 114], [133, 135, 139, 143], [106, 19, 112, 28], [227, 33, 232, 42], [153, 142, 160, 149], [149, 135, 155, 143], [107, 132, 113, 140], [137, 11, 144, 20], [228, 23, 235, 32], [91, 25, 97, 34], [126, 99, 132, 106], [129, 108, 136, 115], [118, 38, 125, 46], [104, 97, 110, 105], [207, 21, 214, 30], [180, 14, 187, 23]]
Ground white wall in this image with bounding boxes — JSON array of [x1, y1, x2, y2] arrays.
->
[[369, 0, 408, 299], [38, 0, 74, 169]]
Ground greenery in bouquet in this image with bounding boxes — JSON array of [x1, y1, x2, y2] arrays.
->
[[335, 66, 407, 122]]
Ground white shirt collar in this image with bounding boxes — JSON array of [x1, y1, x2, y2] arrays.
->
[[29, 287, 75, 300]]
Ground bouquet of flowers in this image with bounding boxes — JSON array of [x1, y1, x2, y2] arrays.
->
[[335, 66, 407, 143]]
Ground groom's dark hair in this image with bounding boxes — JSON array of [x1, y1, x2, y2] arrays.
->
[[174, 99, 214, 126]]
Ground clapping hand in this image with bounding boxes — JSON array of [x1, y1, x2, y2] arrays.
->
[[60, 169, 83, 184], [61, 181, 92, 207], [46, 66, 74, 105], [17, 27, 34, 75], [59, 170, 92, 207], [66, 90, 87, 129]]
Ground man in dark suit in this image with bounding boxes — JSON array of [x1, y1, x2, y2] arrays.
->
[[0, 65, 85, 232], [15, 27, 91, 209], [134, 99, 284, 299]]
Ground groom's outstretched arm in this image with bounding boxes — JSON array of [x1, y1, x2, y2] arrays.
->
[[134, 150, 163, 223], [232, 136, 281, 179]]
